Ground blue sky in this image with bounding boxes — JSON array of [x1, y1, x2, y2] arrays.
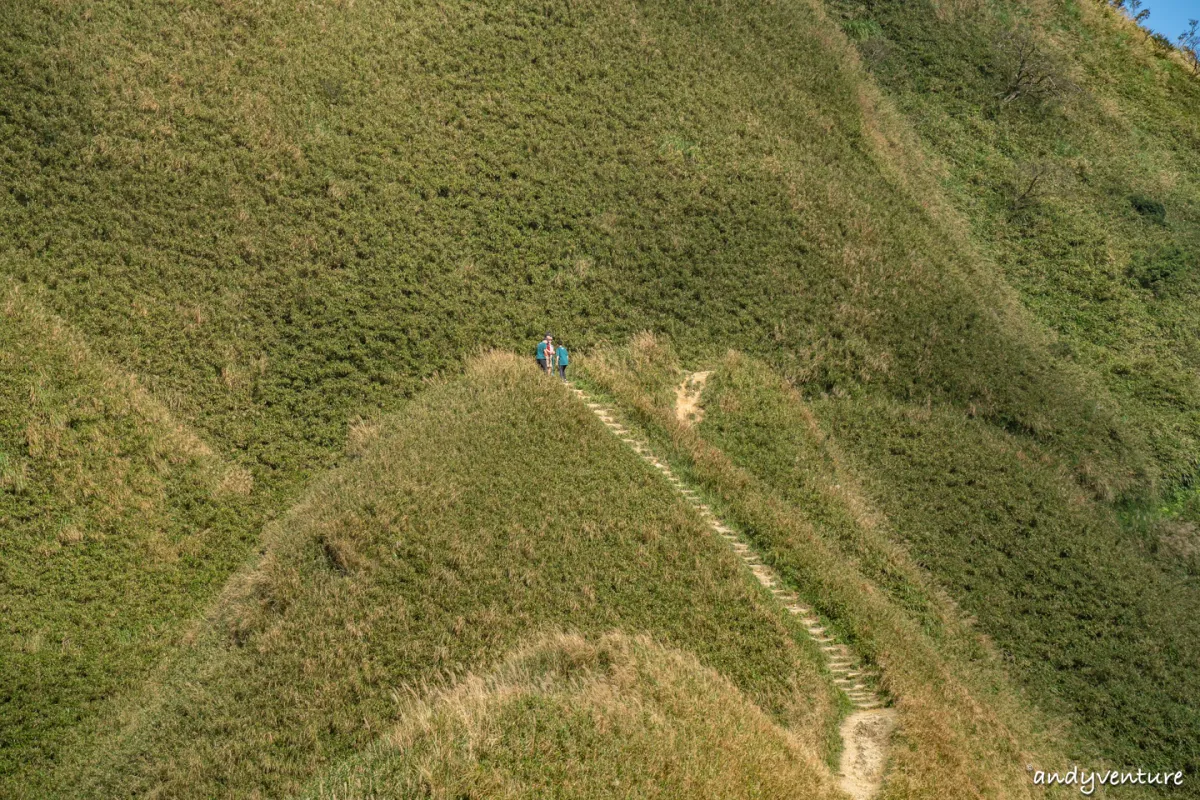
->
[[1143, 0, 1198, 40]]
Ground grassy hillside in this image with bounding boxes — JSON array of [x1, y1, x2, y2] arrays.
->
[[4, 0, 1200, 793], [577, 337, 1079, 799], [0, 278, 261, 779], [0, 0, 1143, 496], [825, 0, 1200, 490], [34, 355, 837, 798], [690, 346, 1199, 779], [303, 632, 841, 799]]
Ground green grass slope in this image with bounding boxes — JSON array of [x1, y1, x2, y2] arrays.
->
[[692, 347, 1199, 779], [0, 0, 1140, 497], [37, 354, 836, 799], [578, 337, 1077, 799], [3, 0, 1156, 785], [303, 632, 841, 800], [3, 0, 1200, 792], [0, 279, 261, 780], [824, 0, 1200, 490]]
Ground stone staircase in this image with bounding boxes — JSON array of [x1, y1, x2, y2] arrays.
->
[[569, 383, 894, 797]]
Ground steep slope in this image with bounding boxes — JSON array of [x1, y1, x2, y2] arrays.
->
[[302, 633, 842, 800], [0, 0, 1140, 497], [38, 354, 837, 798], [4, 0, 1200, 793], [0, 278, 261, 780], [824, 0, 1200, 491], [695, 348, 1200, 780], [578, 336, 1078, 800]]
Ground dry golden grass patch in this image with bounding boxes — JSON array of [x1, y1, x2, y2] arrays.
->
[[305, 632, 842, 800]]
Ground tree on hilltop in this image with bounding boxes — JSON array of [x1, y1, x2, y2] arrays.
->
[[1179, 19, 1200, 76]]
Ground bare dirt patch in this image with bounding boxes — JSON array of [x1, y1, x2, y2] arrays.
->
[[675, 371, 711, 426], [838, 709, 897, 800]]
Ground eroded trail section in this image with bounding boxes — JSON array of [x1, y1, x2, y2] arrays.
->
[[570, 382, 896, 800], [675, 370, 711, 426]]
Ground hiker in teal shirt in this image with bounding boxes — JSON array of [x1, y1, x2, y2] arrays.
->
[[535, 333, 552, 374], [555, 343, 569, 381]]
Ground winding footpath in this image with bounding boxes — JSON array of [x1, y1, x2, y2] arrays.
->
[[569, 381, 896, 800]]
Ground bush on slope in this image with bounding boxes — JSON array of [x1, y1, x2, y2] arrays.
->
[[303, 633, 842, 800], [45, 354, 835, 798]]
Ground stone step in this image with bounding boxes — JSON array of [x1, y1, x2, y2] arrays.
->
[[578, 389, 892, 720]]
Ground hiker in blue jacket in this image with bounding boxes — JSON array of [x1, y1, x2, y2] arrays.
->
[[555, 342, 569, 381], [535, 333, 553, 374]]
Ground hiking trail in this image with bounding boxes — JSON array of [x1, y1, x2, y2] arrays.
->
[[569, 379, 896, 800], [675, 370, 711, 426]]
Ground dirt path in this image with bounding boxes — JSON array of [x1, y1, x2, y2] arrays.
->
[[674, 370, 711, 426], [837, 709, 897, 799], [569, 380, 895, 800]]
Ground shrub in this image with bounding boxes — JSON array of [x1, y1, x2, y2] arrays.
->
[[842, 18, 884, 42], [1126, 243, 1193, 294], [1130, 193, 1167, 224], [995, 27, 1075, 107]]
